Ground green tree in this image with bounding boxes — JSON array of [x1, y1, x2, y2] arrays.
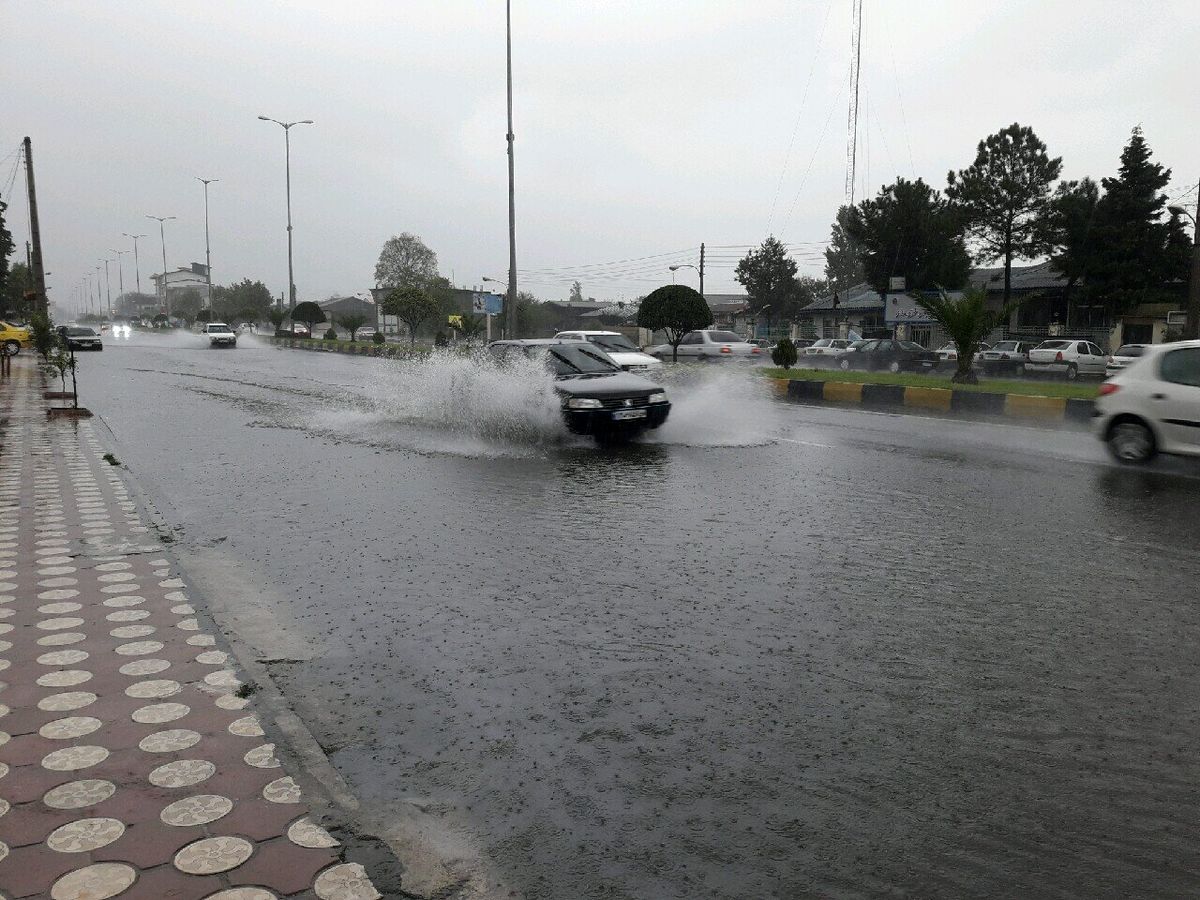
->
[[456, 312, 486, 341], [637, 284, 713, 362], [770, 337, 798, 369], [336, 313, 369, 340], [915, 287, 1022, 384], [375, 233, 439, 290], [173, 288, 204, 322], [291, 300, 327, 334], [516, 291, 558, 336], [735, 237, 798, 329], [0, 198, 14, 309], [268, 308, 287, 335], [382, 285, 440, 346], [946, 123, 1063, 303], [212, 279, 273, 323], [568, 280, 584, 303], [1042, 177, 1101, 306], [29, 310, 56, 360], [1088, 127, 1178, 313], [843, 177, 971, 293], [824, 205, 865, 292], [2, 261, 33, 319]]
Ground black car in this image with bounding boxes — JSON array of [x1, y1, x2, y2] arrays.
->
[[58, 326, 103, 351], [836, 338, 938, 373], [489, 339, 671, 440]]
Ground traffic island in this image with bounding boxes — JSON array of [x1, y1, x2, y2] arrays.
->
[[769, 372, 1095, 424]]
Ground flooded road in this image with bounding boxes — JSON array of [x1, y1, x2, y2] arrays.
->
[[83, 333, 1200, 898]]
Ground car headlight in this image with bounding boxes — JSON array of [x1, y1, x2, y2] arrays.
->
[[565, 397, 603, 409], [648, 392, 668, 404]]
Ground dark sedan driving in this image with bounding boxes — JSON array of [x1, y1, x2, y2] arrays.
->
[[836, 338, 939, 373], [489, 339, 670, 442]]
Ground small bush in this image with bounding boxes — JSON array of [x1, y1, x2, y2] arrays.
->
[[372, 331, 385, 345], [771, 337, 798, 369], [324, 327, 338, 341], [434, 331, 449, 347], [274, 329, 291, 338]]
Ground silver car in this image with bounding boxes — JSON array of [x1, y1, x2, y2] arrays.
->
[[1026, 339, 1108, 380], [647, 330, 763, 361]]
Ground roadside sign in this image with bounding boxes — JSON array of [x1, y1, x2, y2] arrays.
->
[[888, 276, 906, 291], [1167, 310, 1188, 326], [472, 292, 503, 315]]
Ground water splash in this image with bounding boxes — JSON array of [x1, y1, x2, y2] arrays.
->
[[648, 368, 780, 447]]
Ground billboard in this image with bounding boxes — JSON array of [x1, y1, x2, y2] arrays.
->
[[471, 292, 504, 315]]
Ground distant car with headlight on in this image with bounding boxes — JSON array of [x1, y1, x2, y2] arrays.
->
[[489, 339, 670, 442]]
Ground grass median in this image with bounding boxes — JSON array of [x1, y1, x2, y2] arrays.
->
[[758, 366, 1099, 400]]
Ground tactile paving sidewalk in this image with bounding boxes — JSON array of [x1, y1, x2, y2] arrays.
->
[[0, 358, 383, 899]]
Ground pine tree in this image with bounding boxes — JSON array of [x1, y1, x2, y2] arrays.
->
[[824, 206, 865, 293], [946, 123, 1062, 303], [1088, 127, 1175, 312]]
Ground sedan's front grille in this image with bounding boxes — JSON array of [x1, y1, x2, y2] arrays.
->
[[599, 396, 649, 410]]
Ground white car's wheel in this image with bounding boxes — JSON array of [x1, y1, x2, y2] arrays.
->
[[887, 360, 902, 374], [838, 357, 850, 371], [1065, 363, 1078, 381], [1107, 420, 1156, 463]]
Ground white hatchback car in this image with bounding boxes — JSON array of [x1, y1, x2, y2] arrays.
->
[[1093, 340, 1200, 462], [553, 331, 663, 371]]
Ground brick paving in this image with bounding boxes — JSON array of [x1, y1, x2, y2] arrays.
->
[[0, 357, 384, 899]]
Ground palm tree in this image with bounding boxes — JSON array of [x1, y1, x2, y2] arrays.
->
[[915, 286, 1022, 384]]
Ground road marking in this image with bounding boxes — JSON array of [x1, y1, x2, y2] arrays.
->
[[779, 437, 835, 448]]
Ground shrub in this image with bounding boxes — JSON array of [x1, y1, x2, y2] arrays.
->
[[324, 327, 338, 341], [434, 331, 449, 347], [29, 311, 56, 360], [372, 331, 385, 345], [771, 337, 798, 369]]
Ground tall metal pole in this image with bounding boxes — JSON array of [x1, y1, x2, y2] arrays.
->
[[1187, 201, 1200, 340], [101, 258, 112, 318], [22, 137, 48, 313], [259, 117, 312, 309], [123, 233, 145, 295], [505, 0, 518, 338], [110, 249, 126, 307], [94, 266, 102, 317], [699, 242, 705, 299], [197, 178, 218, 309], [147, 215, 176, 318]]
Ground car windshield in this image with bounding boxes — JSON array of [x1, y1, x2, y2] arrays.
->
[[992, 341, 1018, 351], [1038, 340, 1071, 349], [1115, 345, 1146, 357], [707, 331, 744, 343], [849, 340, 868, 349], [525, 344, 618, 375], [898, 341, 926, 351], [812, 339, 831, 347], [67, 327, 97, 336], [586, 334, 639, 352], [208, 325, 232, 333]]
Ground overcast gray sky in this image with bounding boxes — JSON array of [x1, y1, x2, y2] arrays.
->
[[4, 0, 1198, 312]]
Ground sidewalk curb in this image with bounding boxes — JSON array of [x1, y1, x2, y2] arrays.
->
[[774, 377, 1095, 424]]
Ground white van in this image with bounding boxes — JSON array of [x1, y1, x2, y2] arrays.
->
[[552, 330, 663, 372]]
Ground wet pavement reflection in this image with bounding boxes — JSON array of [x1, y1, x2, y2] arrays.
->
[[85, 335, 1200, 898]]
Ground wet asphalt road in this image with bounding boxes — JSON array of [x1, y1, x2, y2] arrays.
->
[[80, 333, 1200, 898]]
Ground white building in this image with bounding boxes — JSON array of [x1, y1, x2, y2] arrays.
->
[[150, 263, 211, 306]]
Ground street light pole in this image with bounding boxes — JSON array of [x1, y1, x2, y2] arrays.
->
[[122, 233, 146, 295], [505, 0, 518, 338], [146, 215, 176, 318], [197, 178, 218, 310], [109, 249, 127, 312], [258, 116, 313, 309], [100, 258, 112, 319]]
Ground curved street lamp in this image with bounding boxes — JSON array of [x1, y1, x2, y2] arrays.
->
[[258, 116, 314, 308]]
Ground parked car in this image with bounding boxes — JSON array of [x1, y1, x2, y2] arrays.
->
[[292, 323, 311, 336], [203, 322, 237, 348], [836, 339, 940, 373], [553, 330, 664, 371], [1094, 340, 1200, 463], [489, 339, 670, 442], [1105, 343, 1150, 378], [0, 320, 31, 355], [935, 342, 990, 369], [355, 326, 380, 341], [976, 340, 1039, 377], [803, 338, 853, 363], [646, 330, 761, 361], [1025, 339, 1107, 379]]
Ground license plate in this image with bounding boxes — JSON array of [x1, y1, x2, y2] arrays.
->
[[611, 408, 647, 421], [921, 361, 935, 367]]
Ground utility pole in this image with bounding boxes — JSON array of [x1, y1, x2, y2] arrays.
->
[[23, 137, 48, 313], [101, 257, 112, 318], [123, 233, 146, 294], [109, 249, 127, 310], [699, 242, 705, 299], [197, 178, 218, 309], [505, 0, 518, 338], [258, 117, 313, 309]]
